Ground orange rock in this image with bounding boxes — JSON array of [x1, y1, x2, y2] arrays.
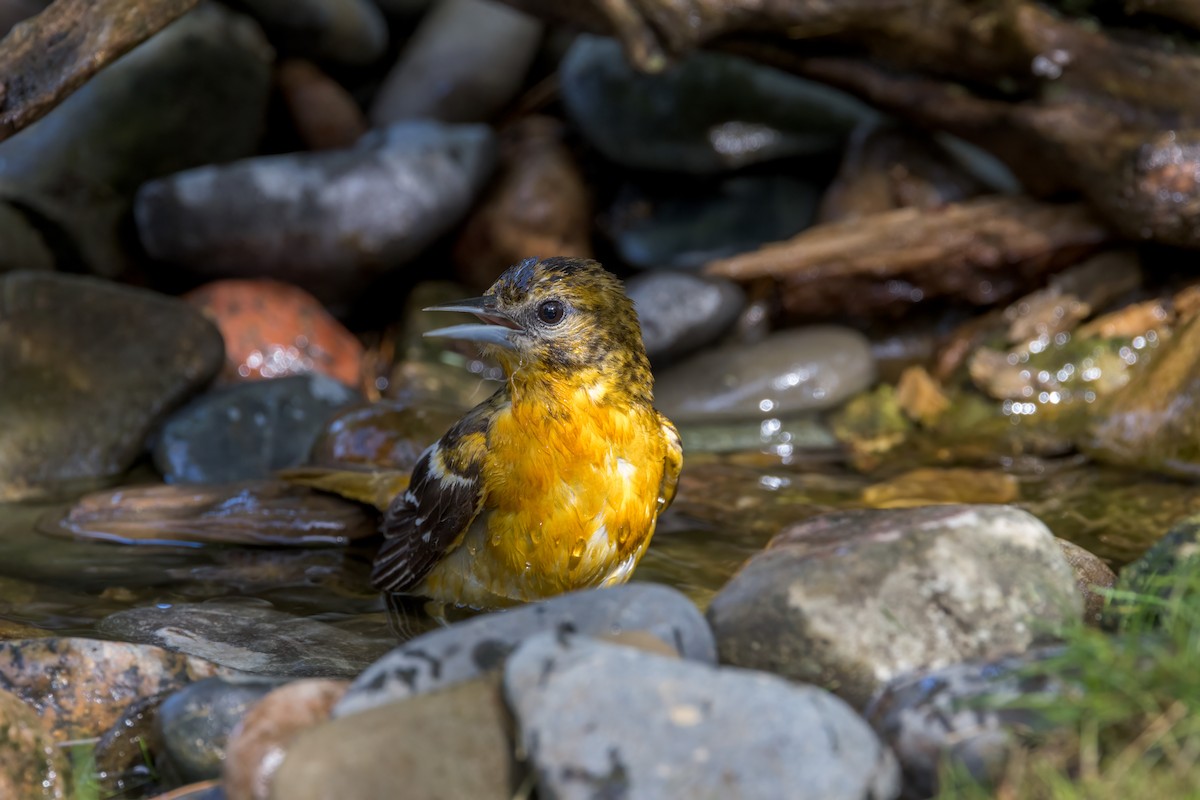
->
[[223, 678, 349, 800], [276, 60, 368, 151], [453, 116, 592, 291], [185, 279, 363, 388]]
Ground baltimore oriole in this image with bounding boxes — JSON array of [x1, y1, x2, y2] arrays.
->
[[370, 257, 683, 609]]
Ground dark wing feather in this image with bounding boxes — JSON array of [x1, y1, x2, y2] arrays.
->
[[370, 396, 497, 593]]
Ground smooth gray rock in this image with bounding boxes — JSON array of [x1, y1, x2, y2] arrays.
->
[[561, 34, 878, 174], [627, 271, 744, 364], [237, 0, 388, 64], [505, 632, 902, 800], [0, 4, 272, 277], [612, 175, 819, 270], [707, 505, 1083, 708], [654, 326, 876, 423], [676, 414, 838, 456], [865, 647, 1065, 797], [159, 675, 286, 783], [370, 0, 542, 125], [134, 122, 495, 302], [334, 583, 715, 717], [153, 375, 362, 483], [0, 272, 224, 501], [97, 602, 395, 678]]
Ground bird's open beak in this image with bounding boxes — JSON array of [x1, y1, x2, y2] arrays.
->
[[423, 297, 522, 349]]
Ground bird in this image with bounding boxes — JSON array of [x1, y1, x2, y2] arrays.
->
[[370, 256, 682, 610]]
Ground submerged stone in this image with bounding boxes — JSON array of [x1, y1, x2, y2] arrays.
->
[[97, 602, 394, 678], [654, 326, 876, 423], [560, 34, 878, 173], [153, 375, 363, 484], [505, 632, 901, 800], [0, 4, 272, 277], [0, 272, 224, 501], [309, 400, 461, 470]]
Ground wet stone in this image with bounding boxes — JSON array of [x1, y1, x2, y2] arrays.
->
[[505, 632, 901, 800], [185, 279, 364, 387], [674, 414, 838, 456], [97, 601, 395, 678], [609, 175, 819, 270], [276, 60, 368, 152], [1108, 512, 1200, 624], [92, 692, 167, 798], [0, 687, 67, 799], [561, 34, 878, 173], [272, 674, 517, 800], [626, 271, 744, 364], [159, 676, 288, 784], [309, 400, 461, 470], [865, 647, 1066, 797], [453, 116, 593, 291], [334, 583, 715, 717], [370, 0, 542, 125], [236, 0, 388, 65], [223, 679, 348, 800], [654, 326, 876, 423], [134, 122, 496, 304], [153, 375, 363, 484], [0, 202, 53, 272], [1056, 539, 1116, 625], [0, 3, 272, 277], [0, 638, 222, 741], [0, 272, 224, 501], [41, 480, 378, 547], [707, 505, 1082, 708]]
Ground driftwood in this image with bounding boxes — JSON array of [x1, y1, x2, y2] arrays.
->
[[704, 195, 1111, 318], [498, 0, 1200, 248], [0, 0, 200, 141]]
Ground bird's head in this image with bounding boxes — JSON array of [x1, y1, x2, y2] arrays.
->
[[424, 257, 651, 399]]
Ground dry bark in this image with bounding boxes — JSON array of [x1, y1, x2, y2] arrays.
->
[[704, 195, 1111, 318], [0, 0, 201, 141]]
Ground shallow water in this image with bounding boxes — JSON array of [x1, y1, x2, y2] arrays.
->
[[1, 456, 1193, 637]]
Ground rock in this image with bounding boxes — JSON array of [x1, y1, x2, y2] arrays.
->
[[275, 60, 368, 151], [861, 468, 1020, 508], [816, 123, 988, 223], [92, 692, 167, 799], [0, 202, 53, 272], [0, 272, 224, 501], [151, 782, 224, 800], [370, 0, 541, 125], [134, 122, 496, 304], [865, 647, 1065, 797], [0, 3, 272, 276], [1056, 539, 1116, 625], [561, 34, 878, 173], [453, 116, 592, 291], [625, 271, 744, 364], [610, 175, 819, 270], [505, 632, 901, 800], [159, 676, 287, 783], [97, 601, 395, 678], [236, 0, 387, 64], [1108, 512, 1200, 625], [1084, 313, 1200, 478], [308, 400, 460, 470], [0, 688, 67, 799], [185, 279, 363, 387], [0, 638, 221, 741], [674, 414, 838, 456], [40, 480, 378, 546], [223, 679, 348, 800], [153, 375, 363, 484], [334, 583, 715, 717], [271, 674, 518, 800], [653, 326, 876, 423], [0, 0, 48, 38], [707, 505, 1082, 708]]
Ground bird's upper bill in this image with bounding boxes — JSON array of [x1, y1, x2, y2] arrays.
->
[[423, 296, 522, 350]]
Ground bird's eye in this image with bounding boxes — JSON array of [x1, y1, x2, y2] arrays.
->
[[536, 300, 566, 326]]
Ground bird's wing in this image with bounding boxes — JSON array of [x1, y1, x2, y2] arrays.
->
[[656, 411, 683, 512], [370, 396, 497, 593]]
